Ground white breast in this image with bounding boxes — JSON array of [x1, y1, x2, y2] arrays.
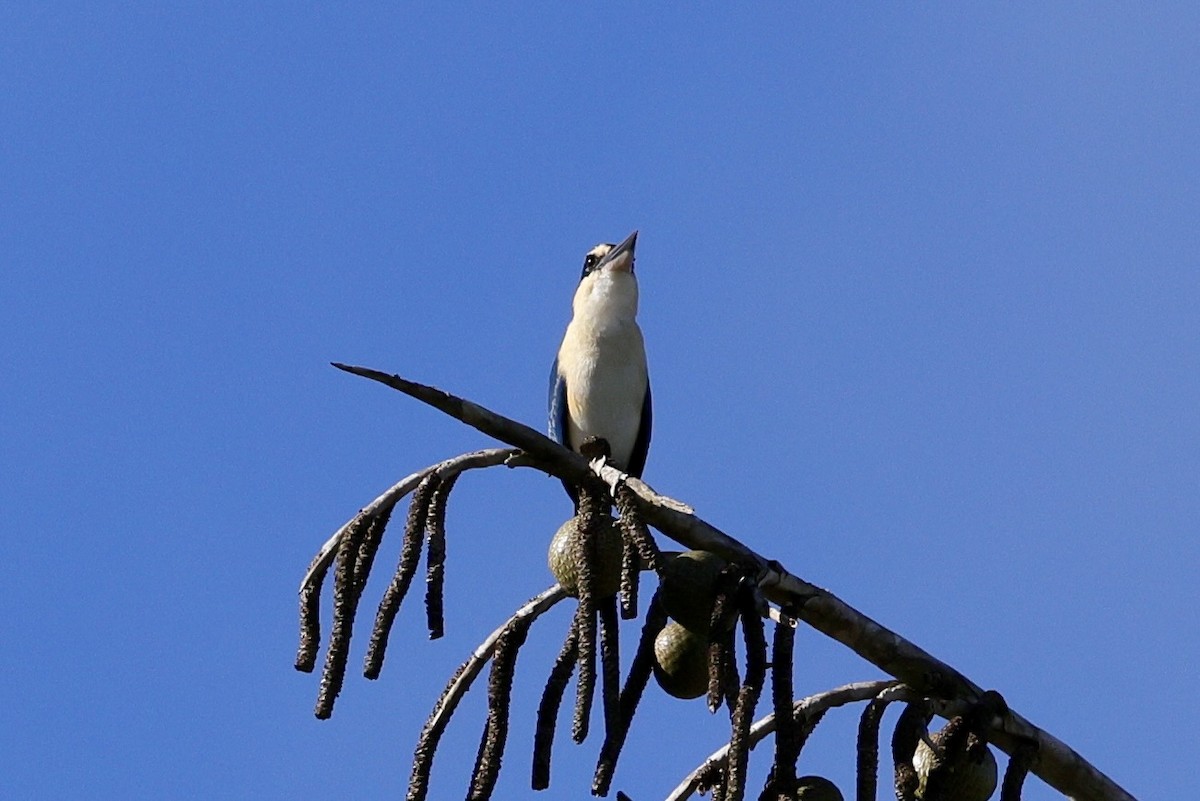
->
[[558, 270, 647, 468]]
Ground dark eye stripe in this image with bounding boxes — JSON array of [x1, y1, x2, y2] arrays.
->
[[580, 254, 600, 279]]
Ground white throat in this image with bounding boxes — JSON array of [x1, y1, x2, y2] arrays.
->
[[572, 269, 639, 330]]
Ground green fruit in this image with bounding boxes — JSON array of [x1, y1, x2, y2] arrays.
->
[[652, 621, 710, 699], [547, 515, 624, 599], [659, 550, 727, 632], [763, 775, 844, 801], [913, 731, 998, 801], [793, 776, 844, 801]]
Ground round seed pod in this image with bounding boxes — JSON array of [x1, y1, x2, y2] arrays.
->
[[547, 514, 623, 599], [913, 730, 998, 801], [791, 776, 844, 801], [659, 550, 727, 632], [651, 620, 710, 699], [763, 774, 845, 801]]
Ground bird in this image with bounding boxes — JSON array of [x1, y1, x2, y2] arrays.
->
[[548, 231, 652, 504]]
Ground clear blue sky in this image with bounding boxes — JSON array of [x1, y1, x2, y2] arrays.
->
[[3, 5, 1195, 800]]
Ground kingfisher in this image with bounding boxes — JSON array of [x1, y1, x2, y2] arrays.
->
[[548, 231, 652, 504]]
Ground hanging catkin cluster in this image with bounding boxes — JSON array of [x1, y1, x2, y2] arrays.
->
[[294, 405, 1050, 801]]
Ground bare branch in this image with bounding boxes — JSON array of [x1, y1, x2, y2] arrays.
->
[[331, 365, 1137, 801], [666, 680, 901, 801]]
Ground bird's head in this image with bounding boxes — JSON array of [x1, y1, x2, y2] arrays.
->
[[579, 230, 638, 282], [571, 230, 641, 322]]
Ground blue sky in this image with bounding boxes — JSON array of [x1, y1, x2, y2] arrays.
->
[[2, 5, 1195, 799]]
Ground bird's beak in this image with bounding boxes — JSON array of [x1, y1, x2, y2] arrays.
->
[[597, 230, 638, 273]]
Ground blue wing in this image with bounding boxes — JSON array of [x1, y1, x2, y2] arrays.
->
[[548, 357, 578, 505], [548, 356, 569, 448], [626, 381, 652, 479]]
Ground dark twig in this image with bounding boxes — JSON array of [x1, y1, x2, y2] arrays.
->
[[532, 620, 579, 791], [592, 592, 668, 797], [855, 698, 890, 801], [467, 615, 534, 801], [1001, 741, 1038, 801], [424, 473, 458, 640], [364, 475, 438, 679]]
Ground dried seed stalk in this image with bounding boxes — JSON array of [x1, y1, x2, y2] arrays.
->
[[725, 599, 768, 801], [314, 512, 368, 718], [592, 592, 667, 796], [615, 484, 662, 572], [467, 615, 534, 800], [354, 503, 395, 595], [619, 534, 640, 619], [598, 596, 622, 740], [424, 473, 458, 640], [855, 698, 890, 801], [364, 476, 437, 679], [532, 620, 579, 791], [769, 616, 798, 792], [707, 584, 735, 714], [407, 662, 469, 801]]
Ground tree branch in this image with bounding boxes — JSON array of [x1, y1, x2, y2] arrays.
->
[[666, 680, 900, 801], [331, 363, 1137, 801]]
